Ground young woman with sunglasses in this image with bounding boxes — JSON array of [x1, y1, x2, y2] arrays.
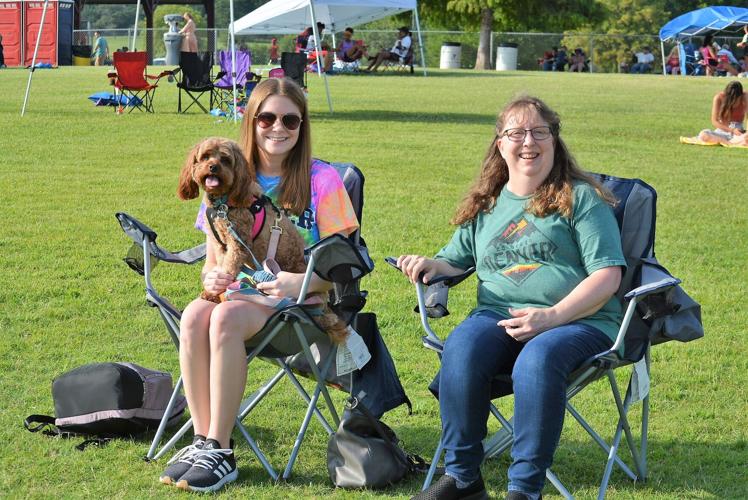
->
[[160, 78, 358, 493], [399, 96, 625, 500]]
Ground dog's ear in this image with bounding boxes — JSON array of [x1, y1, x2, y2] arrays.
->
[[177, 143, 200, 200], [227, 142, 254, 208]]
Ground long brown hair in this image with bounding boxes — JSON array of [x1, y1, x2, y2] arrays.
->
[[718, 81, 744, 123], [239, 78, 312, 215], [452, 95, 615, 225]]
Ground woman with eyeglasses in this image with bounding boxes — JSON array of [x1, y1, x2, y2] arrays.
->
[[399, 95, 625, 500], [161, 78, 358, 493]]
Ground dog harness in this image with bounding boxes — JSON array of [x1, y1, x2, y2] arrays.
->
[[205, 195, 285, 269]]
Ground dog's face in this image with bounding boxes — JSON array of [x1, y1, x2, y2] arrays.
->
[[177, 137, 257, 208]]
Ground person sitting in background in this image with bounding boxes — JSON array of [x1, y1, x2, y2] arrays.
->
[[665, 45, 680, 75], [697, 81, 747, 145], [324, 27, 366, 72], [569, 48, 586, 72], [554, 46, 568, 71], [716, 44, 739, 76], [295, 27, 312, 52], [699, 35, 719, 76], [364, 26, 411, 72], [630, 46, 654, 73], [539, 48, 556, 71]]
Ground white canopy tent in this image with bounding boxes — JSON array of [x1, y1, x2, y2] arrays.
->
[[232, 0, 426, 112]]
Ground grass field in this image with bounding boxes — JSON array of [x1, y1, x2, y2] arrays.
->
[[0, 66, 746, 499]]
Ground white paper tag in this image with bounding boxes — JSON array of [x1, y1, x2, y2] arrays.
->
[[630, 357, 650, 404], [336, 327, 371, 376]]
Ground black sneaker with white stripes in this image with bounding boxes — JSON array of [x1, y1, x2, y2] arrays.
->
[[159, 434, 206, 485], [175, 439, 237, 492]]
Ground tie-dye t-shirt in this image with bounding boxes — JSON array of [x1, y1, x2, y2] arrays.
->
[[195, 159, 359, 246]]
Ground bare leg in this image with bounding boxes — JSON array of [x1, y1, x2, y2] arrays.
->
[[180, 298, 217, 437], [206, 301, 273, 448], [698, 129, 727, 144]]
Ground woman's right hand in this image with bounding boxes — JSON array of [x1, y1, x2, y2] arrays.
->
[[397, 255, 442, 284], [202, 267, 234, 295]]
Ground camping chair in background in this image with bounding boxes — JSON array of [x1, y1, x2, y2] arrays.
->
[[214, 49, 258, 112], [107, 51, 170, 113], [388, 174, 703, 499], [381, 44, 415, 74], [281, 52, 308, 89], [116, 163, 406, 481], [173, 51, 218, 114]]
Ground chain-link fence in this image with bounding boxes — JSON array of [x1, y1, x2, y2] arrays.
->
[[74, 28, 746, 73]]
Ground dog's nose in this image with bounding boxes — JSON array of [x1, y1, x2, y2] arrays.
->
[[209, 164, 218, 174]]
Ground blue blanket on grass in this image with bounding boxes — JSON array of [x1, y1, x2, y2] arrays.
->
[[88, 92, 143, 107]]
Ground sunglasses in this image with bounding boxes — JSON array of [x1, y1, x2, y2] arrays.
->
[[255, 112, 303, 131]]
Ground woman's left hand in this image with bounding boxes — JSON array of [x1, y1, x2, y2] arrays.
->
[[255, 271, 304, 298], [498, 307, 559, 342]]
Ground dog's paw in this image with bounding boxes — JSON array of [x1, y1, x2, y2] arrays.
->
[[200, 291, 222, 304]]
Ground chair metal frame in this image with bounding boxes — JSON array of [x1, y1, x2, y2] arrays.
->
[[392, 174, 686, 499]]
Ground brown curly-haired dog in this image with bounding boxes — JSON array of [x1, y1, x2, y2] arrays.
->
[[177, 137, 348, 344]]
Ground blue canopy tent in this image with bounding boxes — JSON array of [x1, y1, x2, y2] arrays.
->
[[659, 6, 748, 75]]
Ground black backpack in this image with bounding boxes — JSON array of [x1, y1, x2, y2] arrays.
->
[[25, 362, 186, 450]]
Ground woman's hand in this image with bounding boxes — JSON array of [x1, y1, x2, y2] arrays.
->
[[202, 267, 234, 295], [256, 271, 304, 298], [397, 255, 441, 284], [498, 307, 559, 342]]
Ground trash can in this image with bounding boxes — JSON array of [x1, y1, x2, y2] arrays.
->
[[496, 42, 518, 71], [440, 42, 461, 69], [163, 33, 181, 65], [72, 45, 91, 66]]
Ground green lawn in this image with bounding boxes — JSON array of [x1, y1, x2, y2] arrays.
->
[[0, 66, 746, 499]]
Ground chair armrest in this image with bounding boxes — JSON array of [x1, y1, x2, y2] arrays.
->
[[146, 70, 172, 82], [384, 256, 474, 288], [624, 277, 681, 301], [107, 71, 117, 78]]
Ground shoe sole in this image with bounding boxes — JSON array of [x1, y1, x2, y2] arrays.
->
[[175, 469, 238, 492]]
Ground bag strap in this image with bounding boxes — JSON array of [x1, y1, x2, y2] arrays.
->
[[347, 394, 428, 473], [24, 414, 113, 451], [24, 414, 60, 437]]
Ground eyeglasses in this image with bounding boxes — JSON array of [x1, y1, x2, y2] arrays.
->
[[255, 112, 303, 131], [501, 126, 553, 142]]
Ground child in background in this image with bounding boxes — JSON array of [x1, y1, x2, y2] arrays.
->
[[269, 38, 279, 65]]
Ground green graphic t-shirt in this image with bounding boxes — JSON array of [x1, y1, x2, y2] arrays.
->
[[435, 182, 626, 340]]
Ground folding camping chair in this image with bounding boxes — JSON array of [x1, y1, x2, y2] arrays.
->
[[214, 49, 259, 112], [381, 44, 415, 74], [116, 163, 388, 481], [388, 174, 703, 499], [173, 51, 218, 114], [107, 51, 170, 113], [281, 52, 308, 89]]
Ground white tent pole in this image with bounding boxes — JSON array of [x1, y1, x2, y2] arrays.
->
[[330, 22, 337, 63], [308, 2, 333, 113], [230, 0, 238, 123], [21, 0, 51, 116], [660, 40, 666, 75], [413, 5, 427, 76], [132, 0, 141, 51]]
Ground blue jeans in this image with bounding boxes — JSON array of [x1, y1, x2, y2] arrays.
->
[[436, 310, 612, 494]]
